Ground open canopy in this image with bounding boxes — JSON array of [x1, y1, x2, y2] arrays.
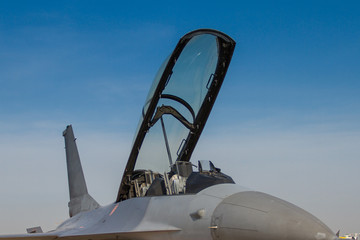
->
[[117, 29, 235, 201]]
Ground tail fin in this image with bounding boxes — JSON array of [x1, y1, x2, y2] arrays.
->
[[63, 125, 100, 217]]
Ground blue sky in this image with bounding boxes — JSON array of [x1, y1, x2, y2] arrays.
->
[[0, 0, 359, 235]]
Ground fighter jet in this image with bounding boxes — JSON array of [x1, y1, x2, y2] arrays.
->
[[0, 29, 337, 240]]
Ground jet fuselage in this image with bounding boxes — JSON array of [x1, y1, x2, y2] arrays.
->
[[54, 184, 335, 240]]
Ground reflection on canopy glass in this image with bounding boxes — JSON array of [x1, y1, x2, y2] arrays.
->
[[135, 34, 219, 174]]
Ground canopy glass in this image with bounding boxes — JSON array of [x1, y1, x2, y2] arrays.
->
[[117, 29, 235, 201]]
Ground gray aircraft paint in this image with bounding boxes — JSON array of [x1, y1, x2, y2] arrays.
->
[[63, 125, 100, 217], [0, 184, 335, 240], [0, 29, 338, 240]]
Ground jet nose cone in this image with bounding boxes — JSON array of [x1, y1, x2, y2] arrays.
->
[[211, 191, 336, 240]]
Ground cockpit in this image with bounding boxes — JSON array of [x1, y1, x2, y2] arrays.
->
[[116, 29, 236, 202], [126, 160, 234, 199]]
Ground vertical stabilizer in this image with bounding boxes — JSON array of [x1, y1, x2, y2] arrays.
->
[[63, 125, 100, 217]]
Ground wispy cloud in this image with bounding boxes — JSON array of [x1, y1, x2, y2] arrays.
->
[[0, 120, 358, 233]]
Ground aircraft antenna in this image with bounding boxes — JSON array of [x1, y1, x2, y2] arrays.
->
[[63, 125, 100, 217]]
